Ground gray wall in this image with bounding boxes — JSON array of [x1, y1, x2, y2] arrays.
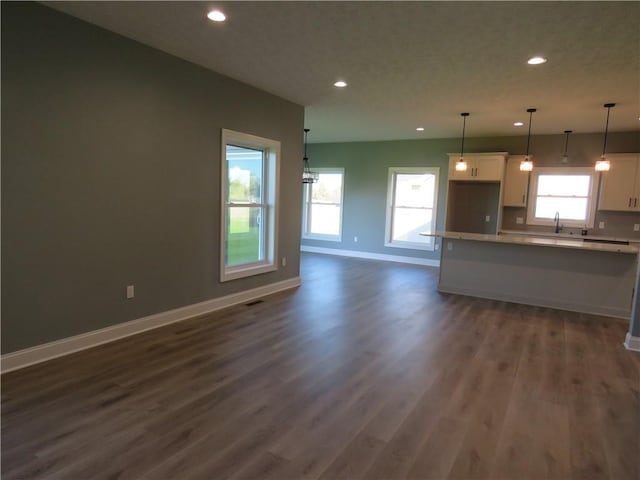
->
[[302, 131, 640, 257], [446, 182, 500, 234], [1, 2, 304, 354], [302, 139, 454, 260]]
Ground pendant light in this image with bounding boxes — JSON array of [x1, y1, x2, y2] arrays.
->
[[455, 112, 470, 172], [595, 103, 615, 172], [561, 130, 572, 164], [519, 108, 536, 171], [302, 128, 319, 184]]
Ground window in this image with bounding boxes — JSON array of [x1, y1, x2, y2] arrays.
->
[[302, 168, 344, 241], [221, 129, 279, 282], [385, 167, 439, 250], [526, 167, 598, 228]]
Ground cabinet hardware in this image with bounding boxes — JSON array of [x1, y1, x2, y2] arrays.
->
[[635, 198, 638, 208], [629, 197, 633, 207], [522, 194, 525, 204]]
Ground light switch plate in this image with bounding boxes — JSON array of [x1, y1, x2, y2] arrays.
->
[[485, 215, 490, 222], [599, 221, 605, 229], [634, 224, 640, 232], [516, 217, 524, 224]]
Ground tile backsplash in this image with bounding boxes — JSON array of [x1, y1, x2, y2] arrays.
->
[[502, 207, 640, 240]]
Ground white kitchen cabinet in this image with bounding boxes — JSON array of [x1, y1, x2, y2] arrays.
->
[[598, 153, 640, 212], [448, 153, 507, 181], [502, 155, 530, 207]]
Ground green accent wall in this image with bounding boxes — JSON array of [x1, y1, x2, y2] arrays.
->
[[1, 2, 304, 354], [303, 131, 639, 257]]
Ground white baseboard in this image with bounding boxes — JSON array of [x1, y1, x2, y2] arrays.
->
[[301, 245, 440, 267], [1, 277, 301, 374], [624, 332, 640, 352]]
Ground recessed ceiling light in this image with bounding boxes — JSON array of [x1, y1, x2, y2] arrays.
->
[[416, 127, 425, 131], [513, 121, 524, 127], [527, 56, 547, 65], [334, 81, 347, 88], [207, 10, 226, 22]]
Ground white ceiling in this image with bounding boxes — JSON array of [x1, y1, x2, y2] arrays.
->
[[44, 1, 640, 143]]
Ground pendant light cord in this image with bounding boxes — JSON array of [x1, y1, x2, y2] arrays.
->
[[461, 115, 466, 157], [525, 109, 534, 157], [602, 106, 612, 156], [563, 130, 572, 156], [303, 128, 309, 161], [459, 113, 469, 159]]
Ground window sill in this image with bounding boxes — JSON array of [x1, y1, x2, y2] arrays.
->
[[221, 262, 277, 282], [302, 234, 342, 242]]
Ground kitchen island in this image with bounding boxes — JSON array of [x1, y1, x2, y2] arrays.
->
[[437, 231, 639, 319]]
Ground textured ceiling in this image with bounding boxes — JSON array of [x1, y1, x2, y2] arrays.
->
[[44, 1, 640, 143]]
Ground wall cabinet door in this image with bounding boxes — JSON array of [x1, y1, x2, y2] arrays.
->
[[598, 154, 640, 211], [503, 156, 529, 207], [448, 153, 507, 181], [474, 157, 506, 181]]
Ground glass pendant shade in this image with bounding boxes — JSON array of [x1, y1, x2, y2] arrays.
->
[[595, 157, 611, 172], [519, 157, 534, 171], [455, 158, 468, 171]]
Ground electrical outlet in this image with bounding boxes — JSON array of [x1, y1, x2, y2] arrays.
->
[[282, 257, 286, 266], [599, 221, 605, 229], [354, 236, 358, 243], [485, 215, 491, 222], [634, 224, 640, 232], [126, 285, 134, 299], [516, 217, 524, 224], [447, 241, 453, 251], [435, 243, 439, 251]]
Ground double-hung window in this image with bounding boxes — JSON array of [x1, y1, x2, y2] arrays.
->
[[526, 167, 598, 228], [385, 167, 439, 250], [221, 129, 279, 282], [302, 168, 344, 241]]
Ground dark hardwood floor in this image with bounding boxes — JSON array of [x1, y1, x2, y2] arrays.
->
[[2, 253, 639, 480]]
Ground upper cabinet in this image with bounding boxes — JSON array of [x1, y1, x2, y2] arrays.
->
[[598, 153, 640, 212], [502, 155, 530, 207], [448, 153, 507, 181]]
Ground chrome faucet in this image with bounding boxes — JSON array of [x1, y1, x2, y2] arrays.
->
[[554, 212, 562, 233]]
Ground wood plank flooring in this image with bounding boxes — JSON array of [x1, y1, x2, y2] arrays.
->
[[2, 253, 639, 479]]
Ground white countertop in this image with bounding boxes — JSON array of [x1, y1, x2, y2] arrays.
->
[[435, 231, 640, 254]]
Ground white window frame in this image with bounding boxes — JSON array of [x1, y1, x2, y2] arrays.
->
[[526, 166, 598, 228], [220, 129, 279, 282], [385, 167, 439, 251], [302, 168, 345, 242]]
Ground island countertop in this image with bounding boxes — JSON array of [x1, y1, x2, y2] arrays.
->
[[435, 231, 639, 255]]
